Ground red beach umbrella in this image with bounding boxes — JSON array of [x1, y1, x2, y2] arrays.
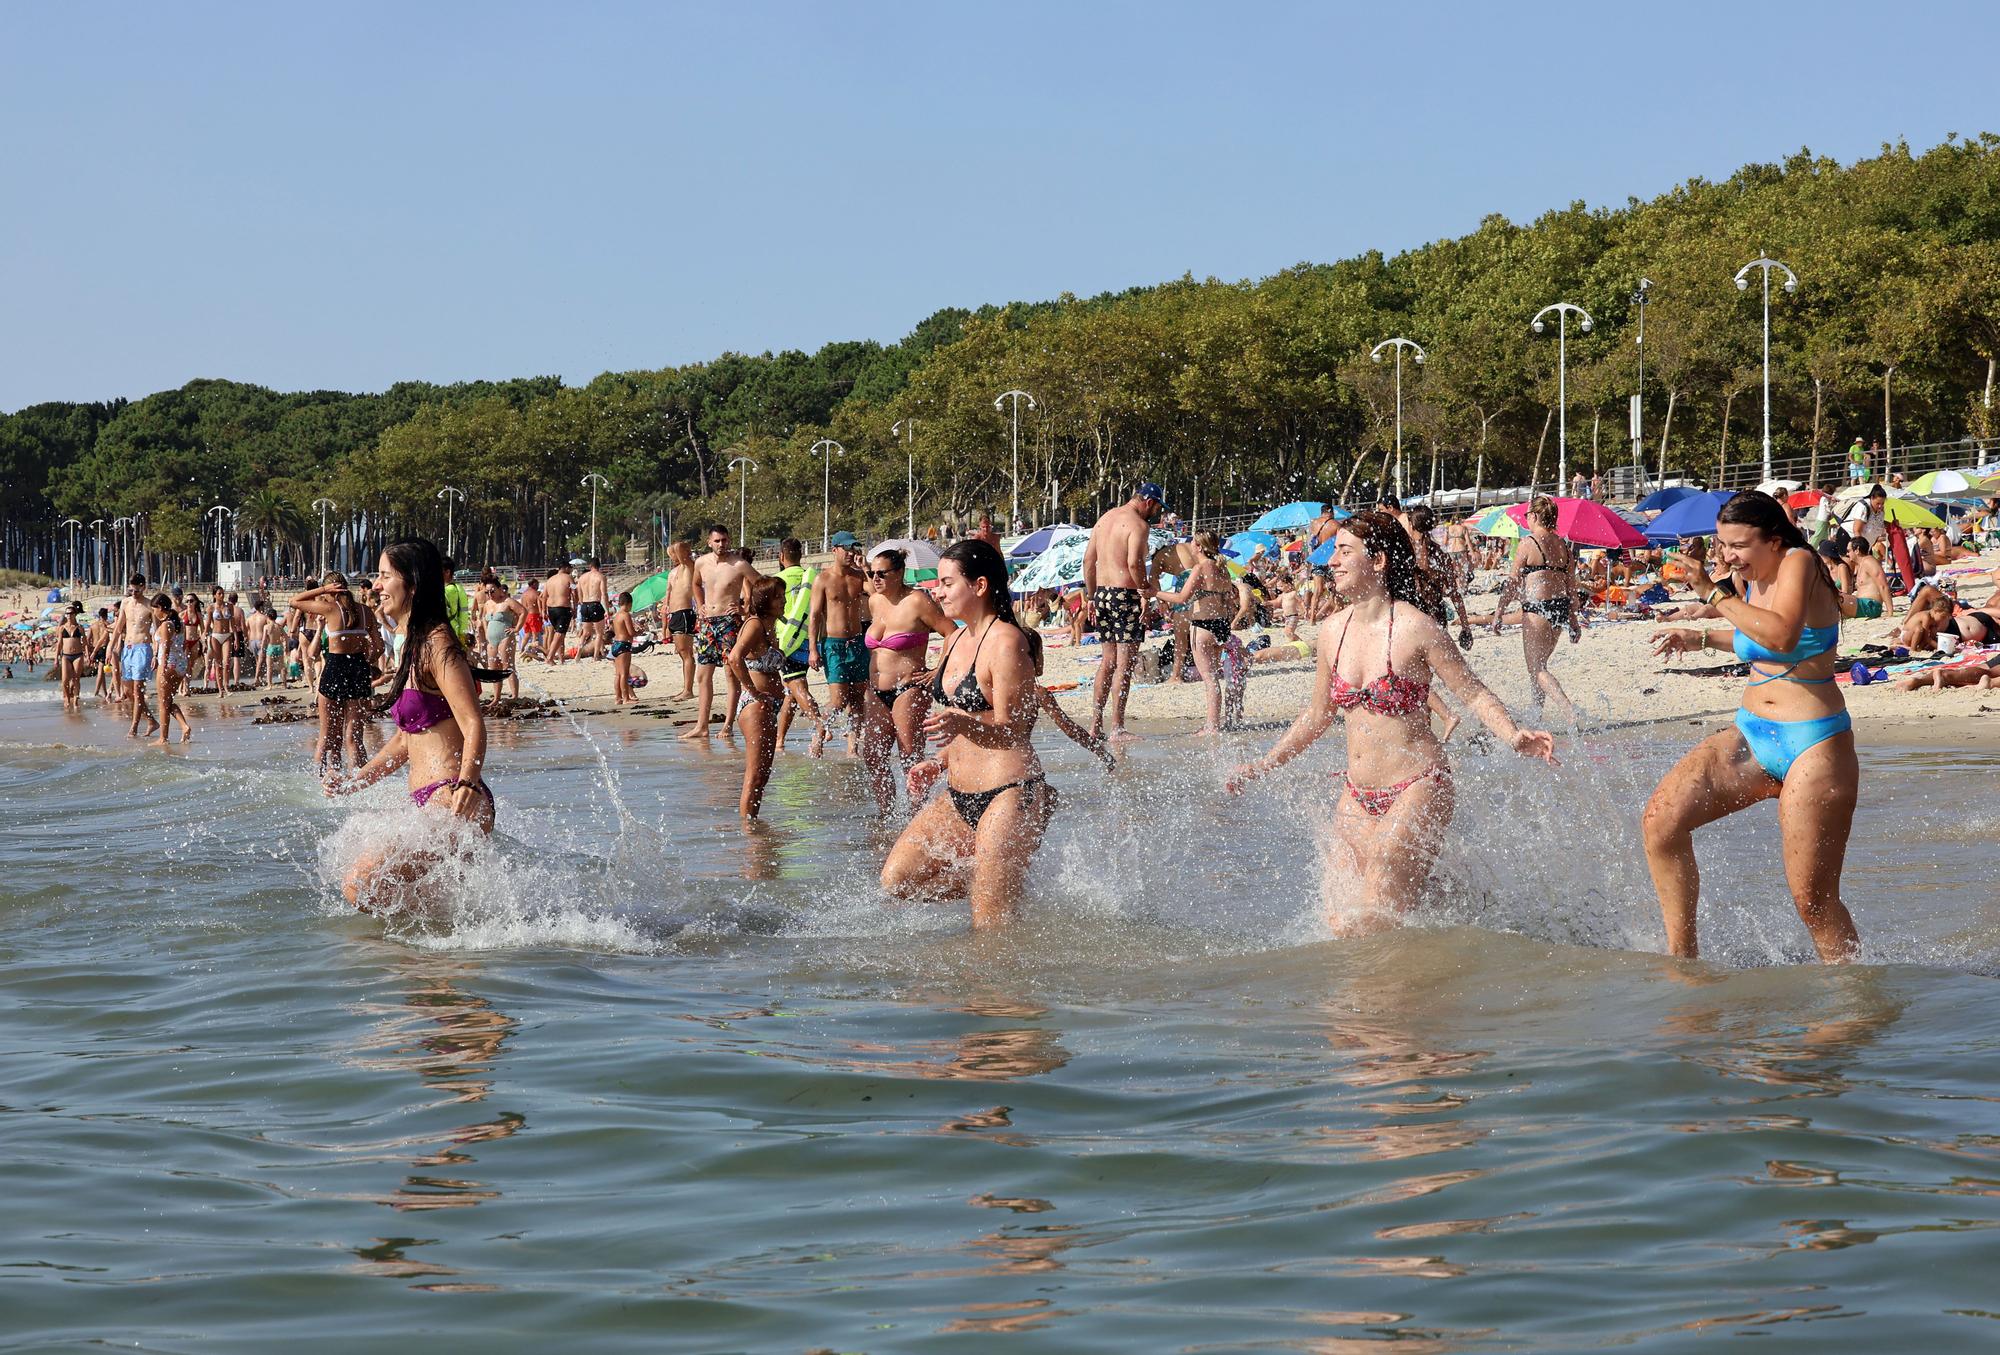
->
[[1787, 490, 1827, 509], [1504, 497, 1647, 548]]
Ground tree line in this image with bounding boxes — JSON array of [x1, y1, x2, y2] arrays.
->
[[8, 135, 2000, 581]]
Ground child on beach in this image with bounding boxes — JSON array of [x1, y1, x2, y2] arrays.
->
[[608, 592, 638, 705]]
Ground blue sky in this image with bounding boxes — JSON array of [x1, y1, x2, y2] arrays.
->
[[5, 0, 1997, 411]]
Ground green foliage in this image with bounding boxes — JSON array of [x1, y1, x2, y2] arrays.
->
[[10, 134, 2000, 571]]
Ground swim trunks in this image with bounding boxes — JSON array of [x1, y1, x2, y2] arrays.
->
[[1092, 586, 1146, 645], [608, 639, 632, 658], [579, 601, 606, 624], [695, 612, 741, 667], [779, 646, 810, 682], [821, 633, 867, 685], [120, 642, 154, 682], [547, 606, 574, 631], [667, 607, 696, 636]]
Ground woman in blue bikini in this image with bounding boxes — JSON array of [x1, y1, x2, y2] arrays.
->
[[1645, 491, 1861, 963]]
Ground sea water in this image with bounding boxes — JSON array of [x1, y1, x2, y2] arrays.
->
[[3, 675, 1998, 1351]]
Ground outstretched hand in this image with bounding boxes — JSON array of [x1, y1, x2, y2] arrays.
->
[[906, 758, 942, 802], [1223, 763, 1259, 795], [1650, 628, 1698, 659], [1512, 729, 1559, 764]]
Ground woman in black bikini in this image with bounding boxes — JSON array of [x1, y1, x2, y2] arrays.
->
[[292, 573, 378, 778], [882, 540, 1054, 928], [860, 547, 951, 814], [1492, 495, 1581, 722], [1153, 530, 1236, 736], [55, 603, 86, 711]]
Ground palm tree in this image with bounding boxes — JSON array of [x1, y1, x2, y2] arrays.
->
[[240, 488, 308, 576]]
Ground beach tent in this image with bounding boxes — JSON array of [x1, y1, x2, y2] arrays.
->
[[627, 570, 671, 612], [1636, 485, 1702, 512], [1250, 501, 1324, 531], [1222, 530, 1279, 560], [1641, 490, 1735, 542], [1504, 497, 1646, 548], [1007, 524, 1083, 559]]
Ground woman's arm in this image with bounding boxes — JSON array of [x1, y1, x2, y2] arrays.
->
[[727, 616, 765, 690], [428, 635, 488, 810], [1225, 620, 1339, 792], [330, 730, 411, 792], [1231, 579, 1255, 628], [1695, 550, 1816, 653], [1423, 617, 1557, 761], [925, 626, 1036, 750]]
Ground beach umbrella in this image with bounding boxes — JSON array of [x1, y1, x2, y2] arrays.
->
[[1007, 524, 1083, 559], [869, 537, 943, 584], [1222, 529, 1279, 560], [1787, 489, 1827, 509], [1636, 485, 1702, 512], [1504, 497, 1647, 548], [1009, 527, 1177, 593], [1611, 507, 1648, 527], [1880, 497, 1946, 529], [1249, 501, 1324, 531], [1641, 490, 1735, 542], [627, 570, 671, 612], [1907, 469, 1976, 497], [1755, 478, 1803, 497], [1467, 506, 1524, 540]]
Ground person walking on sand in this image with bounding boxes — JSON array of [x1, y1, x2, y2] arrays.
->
[[1644, 491, 1861, 964], [1226, 512, 1556, 935], [1491, 495, 1582, 724], [575, 557, 610, 660], [117, 575, 161, 738], [150, 592, 193, 744], [543, 562, 575, 665], [608, 591, 639, 705], [683, 524, 757, 740], [808, 530, 871, 748], [1083, 483, 1166, 742], [479, 579, 524, 703], [662, 540, 699, 699]]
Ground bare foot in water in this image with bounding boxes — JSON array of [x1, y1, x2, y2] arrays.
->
[[677, 724, 711, 741], [1110, 727, 1141, 743]]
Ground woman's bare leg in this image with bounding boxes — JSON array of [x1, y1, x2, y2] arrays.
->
[[739, 699, 778, 818], [1777, 733, 1861, 962], [966, 783, 1053, 929], [1190, 630, 1222, 734], [882, 796, 974, 899], [1520, 614, 1573, 723], [1640, 729, 1779, 959]]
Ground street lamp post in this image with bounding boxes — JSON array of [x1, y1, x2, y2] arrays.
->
[[809, 439, 845, 552], [437, 486, 465, 560], [1631, 278, 1651, 489], [1532, 302, 1595, 494], [994, 390, 1035, 530], [727, 456, 759, 544], [891, 418, 919, 538], [206, 506, 229, 584], [1734, 253, 1799, 483], [580, 474, 611, 558], [112, 517, 132, 582], [90, 519, 104, 587], [60, 518, 80, 589], [1370, 338, 1427, 502], [312, 499, 337, 578]]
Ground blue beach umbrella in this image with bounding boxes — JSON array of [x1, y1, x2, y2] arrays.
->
[[1222, 530, 1280, 560], [1642, 490, 1735, 542], [1636, 485, 1702, 513], [1250, 501, 1325, 531]]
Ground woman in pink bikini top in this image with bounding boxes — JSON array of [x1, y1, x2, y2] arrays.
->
[[858, 547, 952, 815], [1228, 511, 1556, 935], [327, 536, 494, 912]]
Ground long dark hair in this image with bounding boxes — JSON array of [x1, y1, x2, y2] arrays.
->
[[151, 592, 181, 638], [380, 537, 454, 703], [941, 538, 1043, 671], [1717, 490, 1836, 597], [1341, 510, 1446, 620]]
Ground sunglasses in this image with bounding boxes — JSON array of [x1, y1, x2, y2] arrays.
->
[[865, 569, 897, 580]]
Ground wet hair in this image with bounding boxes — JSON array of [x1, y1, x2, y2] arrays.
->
[[1406, 505, 1437, 534], [616, 590, 633, 608], [378, 537, 456, 705], [1338, 510, 1447, 619], [779, 538, 803, 564], [1528, 495, 1559, 531], [870, 548, 908, 578], [705, 523, 727, 539], [941, 538, 1043, 670], [1716, 490, 1836, 597], [746, 575, 785, 620], [1194, 530, 1221, 558]]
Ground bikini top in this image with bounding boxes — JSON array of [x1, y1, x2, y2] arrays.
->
[[1519, 537, 1565, 576], [867, 630, 928, 652], [1732, 569, 1840, 685], [930, 618, 996, 713], [391, 685, 452, 733], [744, 645, 786, 675], [1326, 604, 1431, 717]]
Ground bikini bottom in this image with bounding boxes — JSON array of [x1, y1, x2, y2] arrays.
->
[[1734, 708, 1851, 782], [1337, 766, 1449, 817], [412, 779, 495, 810], [948, 776, 1049, 829]]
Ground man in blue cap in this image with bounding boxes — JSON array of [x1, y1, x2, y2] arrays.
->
[[1083, 482, 1167, 741]]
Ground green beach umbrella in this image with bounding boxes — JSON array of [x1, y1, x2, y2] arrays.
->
[[627, 570, 671, 611]]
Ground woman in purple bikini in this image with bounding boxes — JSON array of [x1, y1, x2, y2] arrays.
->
[[328, 537, 492, 911]]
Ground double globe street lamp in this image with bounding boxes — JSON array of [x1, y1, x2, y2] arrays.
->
[[1735, 254, 1799, 483], [1369, 337, 1426, 502], [1532, 302, 1594, 495]]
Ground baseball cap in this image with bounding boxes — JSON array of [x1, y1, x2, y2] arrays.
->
[[829, 531, 859, 548], [1138, 482, 1168, 507]]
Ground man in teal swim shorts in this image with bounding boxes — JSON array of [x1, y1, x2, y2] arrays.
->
[[810, 531, 871, 742]]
